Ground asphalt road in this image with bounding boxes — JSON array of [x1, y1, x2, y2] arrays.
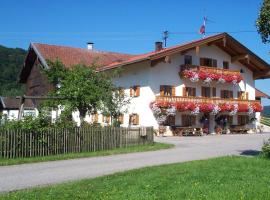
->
[[0, 133, 269, 193]]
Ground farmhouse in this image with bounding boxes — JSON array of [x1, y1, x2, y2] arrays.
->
[[19, 33, 270, 135]]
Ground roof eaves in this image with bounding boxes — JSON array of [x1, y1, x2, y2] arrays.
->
[[0, 97, 6, 108], [99, 57, 150, 71], [149, 33, 226, 60]]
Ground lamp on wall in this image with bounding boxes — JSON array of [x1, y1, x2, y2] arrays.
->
[[240, 69, 244, 73]]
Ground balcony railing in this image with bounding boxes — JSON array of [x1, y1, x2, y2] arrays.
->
[[156, 95, 260, 105], [180, 64, 241, 76]]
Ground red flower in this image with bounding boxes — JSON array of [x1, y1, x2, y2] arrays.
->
[[199, 103, 214, 113], [238, 103, 249, 112], [251, 102, 263, 112]]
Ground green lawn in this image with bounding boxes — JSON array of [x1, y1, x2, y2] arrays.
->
[[1, 156, 270, 200], [0, 142, 173, 166], [261, 116, 270, 127]]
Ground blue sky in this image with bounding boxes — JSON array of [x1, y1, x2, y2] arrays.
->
[[1, 0, 270, 105]]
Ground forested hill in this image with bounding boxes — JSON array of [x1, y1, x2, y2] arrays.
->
[[0, 45, 27, 96], [263, 106, 270, 117]]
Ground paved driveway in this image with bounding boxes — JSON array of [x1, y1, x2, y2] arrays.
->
[[0, 133, 269, 193]]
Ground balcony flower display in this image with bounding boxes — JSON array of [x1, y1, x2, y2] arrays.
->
[[150, 102, 177, 125], [182, 67, 243, 85], [210, 105, 221, 115], [150, 101, 262, 117], [229, 104, 238, 116], [191, 104, 200, 115]]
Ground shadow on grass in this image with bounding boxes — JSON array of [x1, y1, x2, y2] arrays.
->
[[239, 150, 261, 156]]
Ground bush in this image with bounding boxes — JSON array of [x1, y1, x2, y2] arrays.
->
[[262, 138, 270, 159]]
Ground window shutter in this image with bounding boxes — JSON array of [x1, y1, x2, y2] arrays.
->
[[212, 59, 217, 67], [200, 58, 204, 66], [212, 87, 216, 97], [160, 85, 165, 96], [182, 87, 187, 97], [238, 91, 241, 99], [130, 87, 133, 97], [94, 113, 98, 123], [129, 115, 132, 125], [172, 86, 176, 96], [118, 114, 124, 124], [221, 90, 225, 98], [201, 87, 205, 97], [135, 86, 140, 97], [192, 88, 196, 96], [135, 114, 139, 125], [245, 92, 249, 100]]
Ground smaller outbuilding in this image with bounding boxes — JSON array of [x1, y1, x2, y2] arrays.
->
[[0, 97, 36, 121]]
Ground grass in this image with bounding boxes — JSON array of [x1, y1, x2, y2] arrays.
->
[[261, 116, 270, 127], [1, 156, 270, 199], [0, 142, 173, 166]]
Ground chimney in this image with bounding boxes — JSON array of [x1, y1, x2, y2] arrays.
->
[[155, 41, 163, 51], [87, 42, 94, 50]]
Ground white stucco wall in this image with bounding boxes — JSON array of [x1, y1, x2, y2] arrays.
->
[[112, 44, 256, 129]]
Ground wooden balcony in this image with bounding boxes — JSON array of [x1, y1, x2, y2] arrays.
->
[[180, 64, 241, 76], [156, 95, 260, 105]]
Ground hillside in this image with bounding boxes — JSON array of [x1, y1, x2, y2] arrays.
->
[[0, 45, 27, 96], [263, 106, 270, 117]]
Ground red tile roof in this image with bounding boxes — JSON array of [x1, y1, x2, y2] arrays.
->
[[255, 88, 270, 99], [19, 32, 269, 82], [99, 33, 227, 70], [33, 43, 134, 68]]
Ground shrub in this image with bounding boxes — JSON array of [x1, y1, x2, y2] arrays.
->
[[262, 138, 270, 159]]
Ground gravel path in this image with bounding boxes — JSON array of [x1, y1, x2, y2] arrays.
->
[[0, 133, 269, 193]]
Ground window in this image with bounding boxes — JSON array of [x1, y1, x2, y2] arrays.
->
[[182, 115, 196, 127], [238, 91, 249, 100], [130, 85, 140, 97], [200, 58, 217, 67], [129, 114, 139, 125], [103, 115, 111, 124], [221, 90, 233, 99], [212, 87, 216, 97], [223, 61, 229, 69], [164, 115, 175, 126], [238, 115, 249, 125], [201, 87, 211, 97], [183, 87, 196, 97], [93, 113, 99, 123], [220, 115, 233, 125], [118, 114, 124, 124], [118, 87, 125, 96], [160, 85, 175, 96], [184, 55, 192, 65]]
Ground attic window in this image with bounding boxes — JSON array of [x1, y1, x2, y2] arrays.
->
[[223, 61, 229, 69], [200, 58, 217, 67], [184, 55, 192, 65]]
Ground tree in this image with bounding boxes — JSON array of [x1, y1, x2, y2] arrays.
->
[[44, 60, 130, 126], [256, 0, 270, 43]]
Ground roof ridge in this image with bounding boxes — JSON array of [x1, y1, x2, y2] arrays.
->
[[32, 42, 135, 56]]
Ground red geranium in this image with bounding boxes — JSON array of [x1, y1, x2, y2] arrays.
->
[[251, 102, 263, 112], [199, 103, 214, 113], [238, 103, 249, 112]]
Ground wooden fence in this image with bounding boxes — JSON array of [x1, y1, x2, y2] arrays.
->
[[0, 127, 154, 158]]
